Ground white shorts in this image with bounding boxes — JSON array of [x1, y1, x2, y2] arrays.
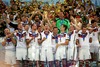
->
[[28, 46, 36, 61], [55, 46, 67, 60], [16, 48, 27, 60], [52, 46, 56, 54], [67, 46, 77, 61], [35, 47, 41, 61], [40, 47, 53, 61], [5, 50, 16, 65], [90, 43, 99, 53], [79, 48, 91, 60]]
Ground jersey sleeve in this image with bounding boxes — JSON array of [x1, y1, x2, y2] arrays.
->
[[26, 32, 31, 40], [66, 34, 69, 40], [75, 33, 79, 40], [14, 32, 17, 36], [41, 32, 45, 39], [26, 33, 30, 39], [89, 33, 93, 38], [37, 33, 41, 39]]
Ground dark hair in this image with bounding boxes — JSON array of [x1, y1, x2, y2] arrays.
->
[[31, 23, 37, 28], [24, 24, 29, 27], [21, 14, 27, 17], [91, 20, 96, 24], [53, 27, 60, 33], [37, 25, 41, 29], [81, 23, 87, 29], [33, 14, 42, 20], [52, 19, 56, 22], [53, 27, 58, 30], [15, 16, 20, 20], [62, 24, 67, 30]]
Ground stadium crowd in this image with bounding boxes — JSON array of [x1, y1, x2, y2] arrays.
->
[[0, 0, 100, 67]]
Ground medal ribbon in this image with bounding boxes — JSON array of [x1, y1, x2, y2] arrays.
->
[[44, 32, 49, 39], [69, 31, 73, 41], [46, 34, 48, 39], [7, 38, 11, 45], [60, 33, 64, 42], [81, 33, 87, 41], [32, 32, 36, 42], [18, 31, 23, 41], [54, 35, 58, 43]]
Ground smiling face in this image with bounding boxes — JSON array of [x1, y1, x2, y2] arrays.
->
[[32, 24, 37, 30], [53, 27, 58, 35], [4, 28, 10, 35], [24, 25, 29, 31], [52, 20, 56, 27], [44, 25, 50, 33], [92, 22, 97, 28], [21, 15, 27, 22], [59, 12, 64, 19], [18, 23, 23, 30], [69, 25, 75, 31], [60, 24, 67, 32], [82, 27, 87, 34], [34, 15, 40, 22], [9, 14, 14, 21]]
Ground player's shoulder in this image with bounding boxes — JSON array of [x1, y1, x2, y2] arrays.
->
[[22, 30, 27, 34]]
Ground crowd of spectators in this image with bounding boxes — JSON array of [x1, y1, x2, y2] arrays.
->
[[0, 0, 100, 37]]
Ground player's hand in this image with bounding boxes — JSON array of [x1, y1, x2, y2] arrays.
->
[[15, 30, 18, 33], [56, 44, 61, 49], [78, 44, 81, 48], [5, 35, 9, 39], [27, 45, 30, 48], [43, 37, 46, 41], [31, 37, 34, 40], [9, 33, 13, 37]]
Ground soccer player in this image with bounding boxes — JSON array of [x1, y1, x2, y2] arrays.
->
[[2, 28, 16, 67], [40, 25, 54, 67], [52, 27, 59, 67], [76, 25, 92, 67], [67, 25, 77, 66], [26, 23, 40, 67], [90, 20, 100, 62], [35, 26, 42, 67], [14, 23, 27, 67], [55, 24, 69, 67]]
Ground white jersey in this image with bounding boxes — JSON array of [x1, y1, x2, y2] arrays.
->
[[57, 33, 69, 45], [91, 27, 100, 44], [55, 33, 69, 60], [26, 31, 40, 47], [52, 34, 58, 47], [51, 34, 59, 53], [14, 30, 27, 48], [41, 31, 52, 48], [3, 37, 15, 51], [76, 30, 92, 49], [68, 30, 76, 48]]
